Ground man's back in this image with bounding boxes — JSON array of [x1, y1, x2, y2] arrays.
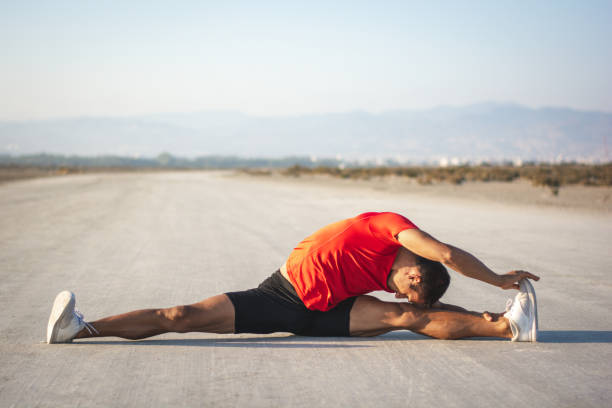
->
[[285, 212, 418, 311]]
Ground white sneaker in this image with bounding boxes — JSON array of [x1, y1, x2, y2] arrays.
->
[[503, 279, 538, 342], [46, 291, 98, 344]]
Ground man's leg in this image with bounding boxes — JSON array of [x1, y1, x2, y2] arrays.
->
[[75, 294, 235, 340], [349, 295, 511, 339]]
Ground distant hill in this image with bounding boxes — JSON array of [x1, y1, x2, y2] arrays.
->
[[1, 102, 610, 163]]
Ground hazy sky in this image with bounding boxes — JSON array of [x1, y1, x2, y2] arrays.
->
[[1, 0, 611, 120]]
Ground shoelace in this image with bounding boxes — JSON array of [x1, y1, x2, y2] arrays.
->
[[74, 309, 100, 336], [505, 298, 513, 312]]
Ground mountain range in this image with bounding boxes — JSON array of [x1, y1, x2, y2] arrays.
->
[[1, 102, 610, 163]]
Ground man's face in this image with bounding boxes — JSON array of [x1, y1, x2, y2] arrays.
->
[[394, 268, 426, 304]]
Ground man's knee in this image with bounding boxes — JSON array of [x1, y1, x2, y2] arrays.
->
[[157, 305, 192, 333], [392, 303, 428, 330], [394, 305, 458, 339]]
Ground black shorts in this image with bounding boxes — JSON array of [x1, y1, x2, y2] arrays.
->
[[225, 270, 357, 336]]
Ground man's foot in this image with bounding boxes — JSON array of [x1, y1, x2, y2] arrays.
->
[[503, 279, 538, 342], [46, 291, 98, 343]]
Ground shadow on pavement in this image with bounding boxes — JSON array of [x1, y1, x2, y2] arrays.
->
[[79, 338, 369, 348], [78, 331, 431, 347], [76, 330, 612, 346], [537, 330, 612, 343]]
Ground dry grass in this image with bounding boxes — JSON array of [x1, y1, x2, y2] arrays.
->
[[0, 165, 65, 184], [0, 165, 166, 184], [4, 164, 610, 197], [238, 168, 273, 177], [279, 163, 612, 195]]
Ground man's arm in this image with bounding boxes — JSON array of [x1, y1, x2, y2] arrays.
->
[[396, 229, 540, 289]]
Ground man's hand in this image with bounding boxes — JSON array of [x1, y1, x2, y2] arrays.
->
[[496, 270, 540, 290], [482, 311, 505, 322]]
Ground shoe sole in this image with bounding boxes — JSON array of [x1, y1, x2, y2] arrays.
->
[[46, 291, 75, 344], [520, 279, 538, 342]]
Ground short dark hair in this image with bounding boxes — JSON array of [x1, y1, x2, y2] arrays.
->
[[416, 256, 450, 306]]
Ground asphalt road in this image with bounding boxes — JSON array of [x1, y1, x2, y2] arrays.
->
[[1, 171, 611, 407]]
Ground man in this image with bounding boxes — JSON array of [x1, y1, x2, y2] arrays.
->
[[46, 212, 539, 344]]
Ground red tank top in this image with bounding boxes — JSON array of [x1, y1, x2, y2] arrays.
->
[[286, 212, 418, 311]]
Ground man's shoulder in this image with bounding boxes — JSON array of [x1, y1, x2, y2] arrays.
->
[[353, 211, 404, 221]]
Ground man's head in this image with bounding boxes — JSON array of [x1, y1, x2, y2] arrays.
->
[[416, 257, 451, 306], [392, 257, 450, 306]]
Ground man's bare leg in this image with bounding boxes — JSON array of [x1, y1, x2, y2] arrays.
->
[[75, 294, 235, 340], [73, 293, 507, 341], [349, 295, 511, 339]]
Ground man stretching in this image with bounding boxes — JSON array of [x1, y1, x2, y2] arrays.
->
[[46, 212, 539, 343]]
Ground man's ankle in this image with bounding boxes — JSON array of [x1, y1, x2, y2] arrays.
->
[[74, 324, 96, 339], [499, 317, 512, 338]]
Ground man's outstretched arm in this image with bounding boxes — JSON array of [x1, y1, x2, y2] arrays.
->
[[396, 229, 540, 289]]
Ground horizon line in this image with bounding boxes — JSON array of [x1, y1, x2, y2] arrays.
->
[[3, 101, 611, 122]]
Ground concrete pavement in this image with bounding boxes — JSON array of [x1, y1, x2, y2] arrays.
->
[[1, 171, 611, 407]]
